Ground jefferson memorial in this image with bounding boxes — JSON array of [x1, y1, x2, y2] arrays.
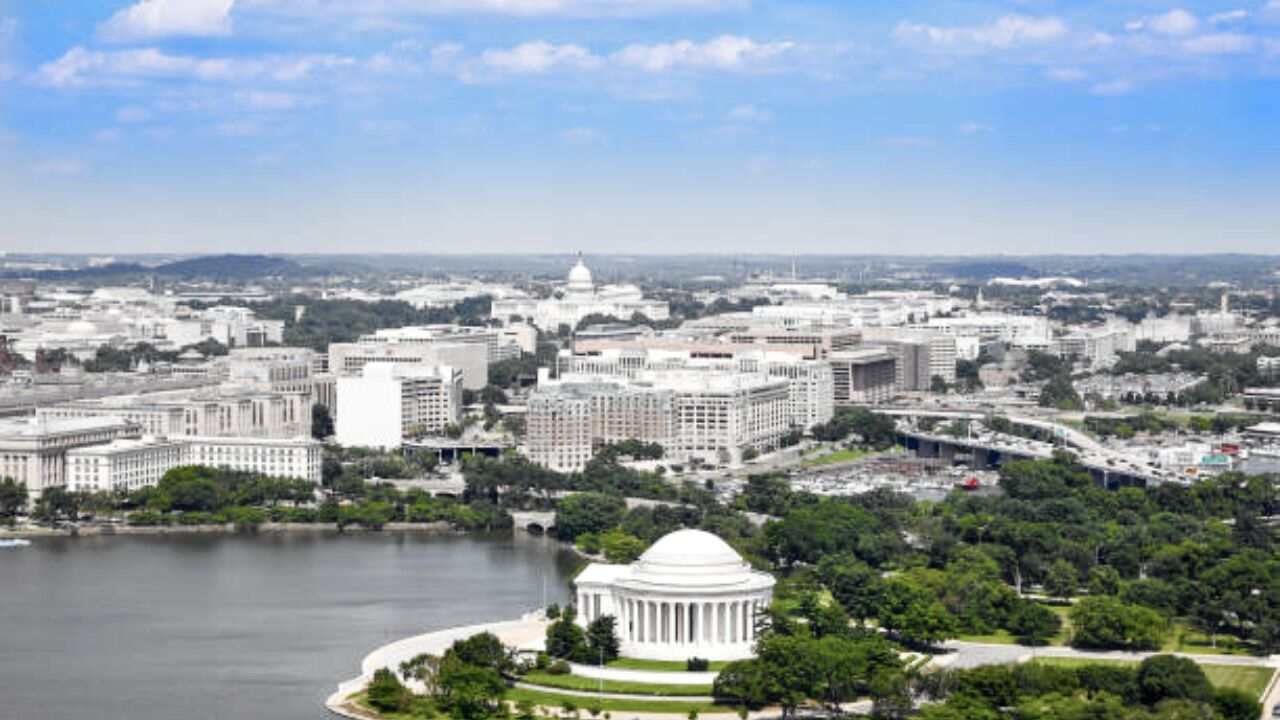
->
[[574, 529, 775, 661]]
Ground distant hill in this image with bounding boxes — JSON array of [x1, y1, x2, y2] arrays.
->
[[4, 254, 320, 282], [151, 254, 307, 280]]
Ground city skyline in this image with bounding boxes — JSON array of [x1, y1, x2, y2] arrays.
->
[[1, 0, 1279, 254]]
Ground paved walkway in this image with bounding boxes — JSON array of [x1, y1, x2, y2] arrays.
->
[[514, 681, 716, 703]]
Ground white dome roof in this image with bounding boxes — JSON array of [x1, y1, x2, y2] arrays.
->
[[567, 257, 593, 291], [617, 529, 774, 592], [639, 529, 742, 567]]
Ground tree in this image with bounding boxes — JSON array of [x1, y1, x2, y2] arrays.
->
[[437, 656, 507, 720], [366, 667, 410, 713], [555, 492, 625, 542], [1135, 655, 1212, 705], [1070, 596, 1166, 650], [930, 375, 949, 394], [546, 610, 587, 660], [33, 485, 79, 522], [584, 615, 620, 665], [0, 478, 27, 524], [447, 632, 511, 672], [877, 577, 956, 648], [599, 529, 646, 564], [1087, 566, 1121, 597], [1042, 559, 1078, 600], [1006, 601, 1061, 646], [311, 403, 335, 440]]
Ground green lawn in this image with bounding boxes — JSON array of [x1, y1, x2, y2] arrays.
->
[[802, 447, 872, 467], [507, 686, 727, 714], [521, 672, 713, 697], [606, 657, 730, 672], [1162, 627, 1254, 657], [1032, 659, 1275, 699]]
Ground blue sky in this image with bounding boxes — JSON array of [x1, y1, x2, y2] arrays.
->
[[1, 0, 1278, 255]]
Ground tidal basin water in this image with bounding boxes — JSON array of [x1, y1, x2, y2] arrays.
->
[[0, 531, 578, 720]]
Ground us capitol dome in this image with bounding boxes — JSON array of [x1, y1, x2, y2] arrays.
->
[[573, 529, 774, 661]]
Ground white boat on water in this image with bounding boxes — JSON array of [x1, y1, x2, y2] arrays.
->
[[0, 538, 32, 548]]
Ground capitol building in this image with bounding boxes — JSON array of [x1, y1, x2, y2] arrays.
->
[[492, 256, 669, 331], [574, 529, 775, 661]]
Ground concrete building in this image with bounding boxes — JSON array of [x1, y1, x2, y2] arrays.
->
[[491, 256, 670, 331], [328, 337, 488, 391], [662, 371, 790, 466], [182, 436, 323, 483], [559, 346, 833, 431], [362, 325, 521, 364], [1054, 326, 1135, 370], [527, 370, 791, 471], [859, 328, 957, 391], [829, 348, 898, 405], [335, 364, 463, 450], [0, 416, 140, 499], [575, 529, 774, 662], [66, 437, 185, 493], [36, 385, 313, 439], [223, 347, 338, 413], [526, 379, 674, 473]]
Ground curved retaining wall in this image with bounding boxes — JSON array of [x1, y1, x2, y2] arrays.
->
[[326, 612, 547, 715]]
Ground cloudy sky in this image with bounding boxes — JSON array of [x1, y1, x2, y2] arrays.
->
[[1, 0, 1278, 255]]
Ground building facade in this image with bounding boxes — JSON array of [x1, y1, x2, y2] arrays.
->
[[335, 364, 463, 450], [575, 529, 775, 662]]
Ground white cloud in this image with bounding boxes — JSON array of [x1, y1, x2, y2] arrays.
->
[[893, 15, 1067, 52], [727, 104, 770, 123], [1182, 32, 1257, 54], [480, 42, 600, 74], [612, 35, 795, 72], [1126, 9, 1199, 36], [242, 0, 743, 19], [1045, 67, 1086, 83], [958, 122, 992, 135], [34, 46, 355, 88], [1208, 10, 1248, 25], [882, 135, 934, 148], [1091, 78, 1134, 96], [214, 119, 260, 136], [34, 159, 88, 176], [99, 0, 235, 41], [116, 106, 152, 123], [94, 128, 124, 143], [235, 89, 303, 109], [560, 127, 599, 144]]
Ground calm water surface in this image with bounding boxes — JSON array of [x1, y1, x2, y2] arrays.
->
[[0, 531, 578, 720]]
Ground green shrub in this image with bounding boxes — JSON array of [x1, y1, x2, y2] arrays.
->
[[686, 657, 710, 672]]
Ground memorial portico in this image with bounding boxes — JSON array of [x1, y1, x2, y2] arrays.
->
[[573, 529, 775, 662]]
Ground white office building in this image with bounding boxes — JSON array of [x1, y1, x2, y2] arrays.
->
[[66, 437, 185, 493], [328, 337, 488, 391], [182, 436, 323, 483], [336, 364, 463, 450], [0, 416, 140, 499]]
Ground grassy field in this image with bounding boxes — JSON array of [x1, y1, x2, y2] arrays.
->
[[521, 672, 713, 697], [802, 447, 872, 467], [507, 687, 726, 714], [606, 657, 730, 672], [1032, 658, 1275, 699], [1161, 627, 1254, 657]]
